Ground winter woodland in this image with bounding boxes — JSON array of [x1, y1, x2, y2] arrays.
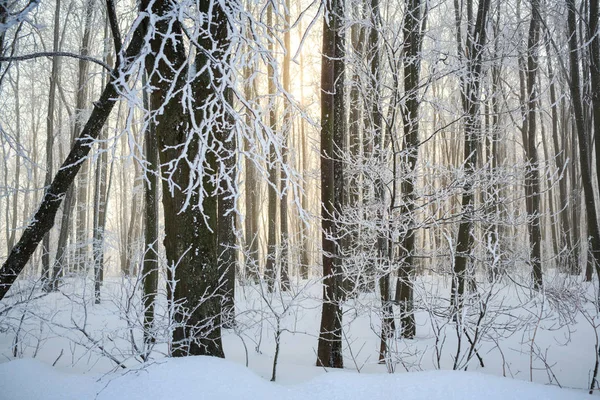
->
[[1, 0, 600, 397]]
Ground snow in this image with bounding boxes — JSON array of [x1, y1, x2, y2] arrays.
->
[[0, 276, 596, 399], [0, 355, 589, 400]]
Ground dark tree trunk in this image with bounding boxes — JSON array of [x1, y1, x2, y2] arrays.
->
[[523, 0, 543, 289], [316, 0, 344, 369], [264, 3, 278, 292], [566, 0, 600, 285], [217, 84, 237, 325], [142, 72, 158, 347], [451, 0, 492, 309], [545, 37, 576, 274], [587, 0, 600, 280], [143, 0, 231, 357], [394, 0, 427, 340], [280, 0, 292, 292]]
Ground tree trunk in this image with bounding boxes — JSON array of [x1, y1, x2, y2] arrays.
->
[[74, 0, 95, 274], [264, 3, 278, 292], [92, 17, 111, 302], [142, 72, 158, 350], [280, 0, 292, 291], [41, 0, 62, 287], [587, 0, 600, 280], [394, 0, 427, 339], [316, 0, 345, 369], [566, 0, 600, 284], [451, 0, 492, 309], [218, 84, 237, 325], [523, 0, 543, 289]]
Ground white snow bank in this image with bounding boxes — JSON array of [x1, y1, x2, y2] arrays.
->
[[0, 356, 588, 400]]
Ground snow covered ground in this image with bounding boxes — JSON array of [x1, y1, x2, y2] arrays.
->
[[0, 355, 590, 400], [0, 274, 597, 398]]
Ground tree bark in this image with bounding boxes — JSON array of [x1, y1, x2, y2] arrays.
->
[[566, 0, 600, 284], [524, 0, 543, 289], [451, 0, 492, 309], [142, 72, 158, 350], [316, 0, 344, 369], [41, 0, 62, 287], [280, 0, 292, 291], [394, 0, 427, 339], [264, 3, 278, 293]]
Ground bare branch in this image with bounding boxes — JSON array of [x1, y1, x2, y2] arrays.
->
[[0, 51, 111, 71]]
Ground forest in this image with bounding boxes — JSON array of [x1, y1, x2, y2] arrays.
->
[[0, 0, 600, 396]]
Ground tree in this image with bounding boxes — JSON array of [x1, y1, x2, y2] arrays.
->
[[586, 0, 600, 282], [566, 0, 600, 286], [394, 0, 428, 339], [523, 0, 543, 289], [143, 0, 235, 357], [141, 71, 158, 349], [264, 2, 278, 292], [40, 0, 61, 287], [316, 0, 345, 369], [451, 0, 492, 308]]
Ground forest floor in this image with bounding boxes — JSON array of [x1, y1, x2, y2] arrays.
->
[[0, 272, 597, 398]]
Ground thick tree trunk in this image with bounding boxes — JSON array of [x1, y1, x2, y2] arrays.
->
[[144, 0, 230, 357], [316, 0, 344, 369]]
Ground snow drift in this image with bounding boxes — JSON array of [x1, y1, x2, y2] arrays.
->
[[0, 356, 588, 400]]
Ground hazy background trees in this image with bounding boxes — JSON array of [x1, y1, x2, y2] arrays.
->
[[0, 0, 599, 390]]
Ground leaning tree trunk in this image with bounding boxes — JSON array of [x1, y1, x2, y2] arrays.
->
[[0, 13, 150, 301]]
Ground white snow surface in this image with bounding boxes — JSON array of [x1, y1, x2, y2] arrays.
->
[[0, 355, 588, 400]]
